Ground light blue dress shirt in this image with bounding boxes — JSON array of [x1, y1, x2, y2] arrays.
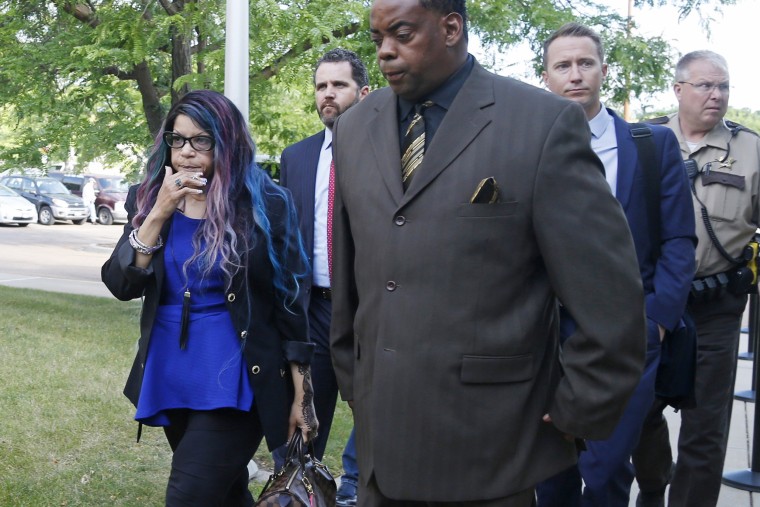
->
[[588, 105, 618, 197]]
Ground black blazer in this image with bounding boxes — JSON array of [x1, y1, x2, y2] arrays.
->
[[102, 179, 313, 451]]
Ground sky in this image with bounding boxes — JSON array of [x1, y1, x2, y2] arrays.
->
[[472, 0, 760, 114]]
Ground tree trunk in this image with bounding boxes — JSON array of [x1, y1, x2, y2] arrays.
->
[[171, 29, 193, 104], [133, 61, 164, 137]]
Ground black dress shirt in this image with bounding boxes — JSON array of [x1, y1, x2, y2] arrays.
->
[[397, 54, 475, 149]]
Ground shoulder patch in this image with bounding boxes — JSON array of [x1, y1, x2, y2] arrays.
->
[[646, 115, 670, 125], [725, 120, 759, 137]]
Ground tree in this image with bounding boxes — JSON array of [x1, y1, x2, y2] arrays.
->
[[635, 0, 738, 24], [0, 0, 367, 173], [0, 0, 745, 175], [468, 1, 675, 116], [727, 107, 760, 133], [0, 0, 195, 172]]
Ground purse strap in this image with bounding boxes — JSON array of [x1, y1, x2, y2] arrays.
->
[[257, 432, 317, 504], [284, 431, 319, 469]]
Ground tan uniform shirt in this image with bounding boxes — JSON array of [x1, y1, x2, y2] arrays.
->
[[660, 113, 760, 277]]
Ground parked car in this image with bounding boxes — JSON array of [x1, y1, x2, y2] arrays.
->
[[0, 175, 88, 225], [48, 172, 128, 225], [0, 183, 38, 226]]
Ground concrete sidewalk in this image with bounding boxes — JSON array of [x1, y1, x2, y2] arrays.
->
[[627, 329, 759, 506], [0, 270, 113, 298]]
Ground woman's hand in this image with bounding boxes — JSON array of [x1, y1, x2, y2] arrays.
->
[[132, 167, 206, 268], [288, 363, 319, 444], [150, 166, 206, 221]]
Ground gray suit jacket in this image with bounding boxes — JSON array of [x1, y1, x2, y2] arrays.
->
[[330, 61, 646, 501]]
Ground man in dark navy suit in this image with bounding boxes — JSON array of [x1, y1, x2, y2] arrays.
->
[[278, 48, 369, 505], [537, 23, 696, 507]]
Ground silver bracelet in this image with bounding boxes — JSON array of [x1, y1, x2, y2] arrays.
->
[[129, 228, 164, 255]]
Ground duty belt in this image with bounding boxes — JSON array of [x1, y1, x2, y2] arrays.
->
[[690, 272, 730, 303]]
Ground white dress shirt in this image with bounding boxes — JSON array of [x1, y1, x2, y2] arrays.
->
[[312, 129, 332, 288]]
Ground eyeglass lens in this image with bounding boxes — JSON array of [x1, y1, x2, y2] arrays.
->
[[680, 81, 730, 93], [163, 132, 214, 151]]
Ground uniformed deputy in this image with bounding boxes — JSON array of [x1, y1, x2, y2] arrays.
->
[[633, 50, 760, 507]]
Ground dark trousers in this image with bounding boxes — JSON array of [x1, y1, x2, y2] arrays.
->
[[536, 319, 662, 507], [633, 292, 747, 507], [339, 427, 359, 494], [274, 292, 338, 469], [308, 293, 339, 459], [163, 407, 263, 507], [631, 399, 672, 492], [360, 473, 536, 507]]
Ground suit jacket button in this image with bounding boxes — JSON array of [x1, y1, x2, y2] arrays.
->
[[251, 365, 261, 374], [394, 215, 406, 226], [227, 293, 236, 302], [240, 330, 248, 339], [386, 281, 397, 291]]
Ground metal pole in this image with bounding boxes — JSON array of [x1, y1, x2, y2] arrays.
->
[[723, 294, 760, 490], [735, 294, 758, 402], [623, 0, 633, 121], [225, 1, 255, 479], [739, 315, 753, 361], [224, 0, 249, 123]]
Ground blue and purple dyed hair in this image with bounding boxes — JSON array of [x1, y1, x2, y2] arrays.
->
[[133, 89, 308, 309]]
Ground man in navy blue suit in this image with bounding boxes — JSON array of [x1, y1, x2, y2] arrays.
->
[[278, 48, 369, 506], [537, 23, 697, 507]]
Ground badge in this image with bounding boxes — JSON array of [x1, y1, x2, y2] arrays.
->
[[719, 156, 736, 170]]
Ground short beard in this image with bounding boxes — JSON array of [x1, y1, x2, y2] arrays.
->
[[320, 113, 337, 130], [319, 94, 360, 129]]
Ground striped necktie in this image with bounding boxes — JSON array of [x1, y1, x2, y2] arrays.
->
[[401, 101, 434, 191]]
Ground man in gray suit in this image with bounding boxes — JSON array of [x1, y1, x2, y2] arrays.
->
[[330, 1, 647, 505]]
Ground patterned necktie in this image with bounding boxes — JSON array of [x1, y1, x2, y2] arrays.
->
[[327, 159, 335, 281], [401, 101, 434, 190]]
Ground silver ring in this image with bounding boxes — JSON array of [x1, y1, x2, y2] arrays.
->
[[175, 178, 182, 189]]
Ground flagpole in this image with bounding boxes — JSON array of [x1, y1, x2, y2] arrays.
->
[[224, 0, 249, 123]]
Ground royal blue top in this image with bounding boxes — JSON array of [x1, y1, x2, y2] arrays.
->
[[135, 211, 255, 426]]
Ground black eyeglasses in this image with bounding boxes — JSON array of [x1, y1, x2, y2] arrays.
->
[[162, 132, 215, 151], [677, 81, 731, 94]]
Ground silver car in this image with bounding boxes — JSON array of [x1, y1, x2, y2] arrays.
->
[[0, 184, 38, 226], [0, 176, 89, 225]]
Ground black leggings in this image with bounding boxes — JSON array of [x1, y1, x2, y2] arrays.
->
[[163, 407, 264, 507]]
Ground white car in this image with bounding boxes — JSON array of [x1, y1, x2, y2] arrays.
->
[[0, 184, 38, 226]]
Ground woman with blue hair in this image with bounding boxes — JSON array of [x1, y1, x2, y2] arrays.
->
[[102, 89, 316, 506]]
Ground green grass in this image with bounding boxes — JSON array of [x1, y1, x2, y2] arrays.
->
[[0, 286, 353, 506]]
